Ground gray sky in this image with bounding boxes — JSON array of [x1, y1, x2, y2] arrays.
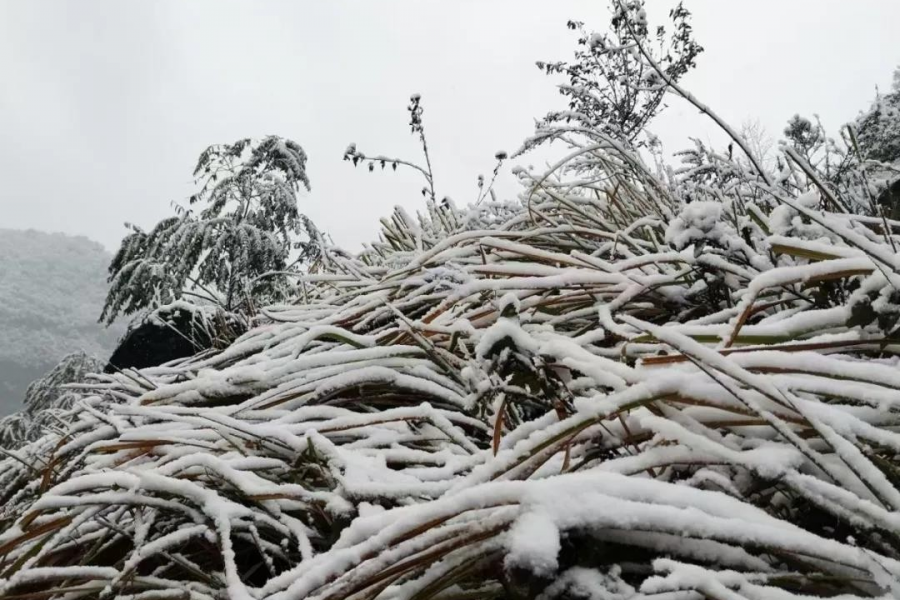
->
[[1, 1, 899, 252]]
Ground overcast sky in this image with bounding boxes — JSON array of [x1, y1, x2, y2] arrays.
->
[[1, 1, 899, 253]]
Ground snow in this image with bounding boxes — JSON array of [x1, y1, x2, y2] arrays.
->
[[664, 200, 724, 249], [504, 510, 560, 576], [4, 46, 900, 600]]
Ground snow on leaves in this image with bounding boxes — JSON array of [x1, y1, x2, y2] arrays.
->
[[101, 136, 317, 325]]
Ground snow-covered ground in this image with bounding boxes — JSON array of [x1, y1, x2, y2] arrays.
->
[[2, 166, 900, 597]]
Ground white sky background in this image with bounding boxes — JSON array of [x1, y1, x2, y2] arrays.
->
[[1, 1, 899, 252]]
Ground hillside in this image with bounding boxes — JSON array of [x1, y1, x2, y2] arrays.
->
[[0, 229, 122, 414]]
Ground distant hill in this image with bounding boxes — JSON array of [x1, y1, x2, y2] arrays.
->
[[0, 229, 123, 414]]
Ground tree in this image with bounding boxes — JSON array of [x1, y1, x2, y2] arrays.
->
[[855, 67, 900, 165], [783, 114, 822, 155], [740, 118, 774, 168], [0, 351, 102, 449], [100, 136, 318, 325], [534, 0, 702, 145], [778, 75, 900, 216]]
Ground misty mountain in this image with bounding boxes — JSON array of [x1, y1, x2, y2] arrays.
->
[[0, 229, 123, 415]]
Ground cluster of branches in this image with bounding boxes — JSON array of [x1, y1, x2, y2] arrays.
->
[[5, 123, 900, 596]]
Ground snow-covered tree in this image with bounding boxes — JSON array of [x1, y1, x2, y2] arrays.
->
[[535, 0, 703, 144], [100, 136, 317, 325], [0, 352, 102, 449], [740, 118, 775, 169], [783, 114, 826, 164], [856, 67, 900, 165]]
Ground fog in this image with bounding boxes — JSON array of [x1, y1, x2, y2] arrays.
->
[[1, 1, 898, 251]]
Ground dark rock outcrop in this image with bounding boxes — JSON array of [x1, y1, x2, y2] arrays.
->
[[105, 304, 244, 373]]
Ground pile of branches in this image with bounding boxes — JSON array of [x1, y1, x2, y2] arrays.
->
[[2, 106, 900, 600]]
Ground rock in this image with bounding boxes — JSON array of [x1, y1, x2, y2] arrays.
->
[[105, 303, 243, 373]]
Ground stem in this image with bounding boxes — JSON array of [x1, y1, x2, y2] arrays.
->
[[615, 0, 773, 186], [419, 130, 436, 201]]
